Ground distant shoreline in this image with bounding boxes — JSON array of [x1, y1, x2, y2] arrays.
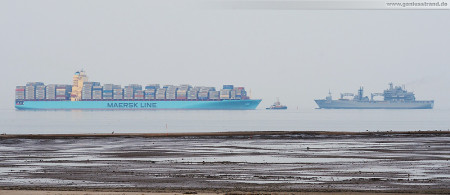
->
[[1, 130, 448, 139]]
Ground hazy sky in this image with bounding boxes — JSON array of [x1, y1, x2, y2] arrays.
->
[[1, 0, 449, 109]]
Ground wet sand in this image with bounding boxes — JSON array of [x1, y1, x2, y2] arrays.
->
[[0, 190, 437, 195], [1, 131, 449, 194]]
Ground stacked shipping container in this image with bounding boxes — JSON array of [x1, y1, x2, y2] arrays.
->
[[24, 82, 44, 100], [144, 84, 159, 100], [187, 90, 198, 100], [220, 85, 233, 100], [56, 85, 72, 100], [113, 88, 123, 100], [134, 90, 144, 100], [92, 86, 103, 100], [166, 86, 177, 100], [25, 86, 35, 100], [15, 86, 25, 100], [35, 85, 46, 100], [81, 82, 100, 100], [176, 85, 191, 100], [198, 87, 214, 100], [209, 91, 220, 100], [124, 84, 142, 100], [46, 84, 56, 100], [156, 88, 166, 100], [27, 82, 45, 86], [16, 83, 248, 101], [103, 84, 114, 100], [235, 87, 247, 99]]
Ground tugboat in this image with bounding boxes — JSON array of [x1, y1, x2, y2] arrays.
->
[[266, 98, 287, 110]]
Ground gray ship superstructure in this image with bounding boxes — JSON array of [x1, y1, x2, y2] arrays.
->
[[315, 83, 434, 109]]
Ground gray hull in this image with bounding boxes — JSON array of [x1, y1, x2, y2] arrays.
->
[[315, 100, 434, 109]]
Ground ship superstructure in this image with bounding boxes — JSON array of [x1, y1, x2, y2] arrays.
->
[[315, 83, 434, 109], [70, 70, 88, 101], [15, 71, 261, 110]]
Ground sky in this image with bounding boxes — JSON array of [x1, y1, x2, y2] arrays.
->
[[1, 0, 449, 109]]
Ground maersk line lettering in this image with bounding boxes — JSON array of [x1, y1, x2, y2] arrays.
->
[[107, 102, 157, 108]]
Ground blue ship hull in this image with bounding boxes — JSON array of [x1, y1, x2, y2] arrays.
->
[[15, 99, 261, 110]]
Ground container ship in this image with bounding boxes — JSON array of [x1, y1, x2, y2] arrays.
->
[[15, 71, 261, 110], [315, 83, 434, 109]]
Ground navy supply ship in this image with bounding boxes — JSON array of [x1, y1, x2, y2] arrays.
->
[[315, 83, 434, 109], [15, 71, 261, 110]]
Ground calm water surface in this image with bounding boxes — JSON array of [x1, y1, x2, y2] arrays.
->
[[0, 108, 449, 134]]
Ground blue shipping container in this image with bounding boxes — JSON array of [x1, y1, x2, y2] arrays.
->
[[223, 85, 234, 89]]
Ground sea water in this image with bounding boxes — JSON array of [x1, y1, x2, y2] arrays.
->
[[0, 108, 449, 134]]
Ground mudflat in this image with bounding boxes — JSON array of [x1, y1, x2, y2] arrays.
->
[[0, 190, 438, 195], [0, 131, 449, 194]]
